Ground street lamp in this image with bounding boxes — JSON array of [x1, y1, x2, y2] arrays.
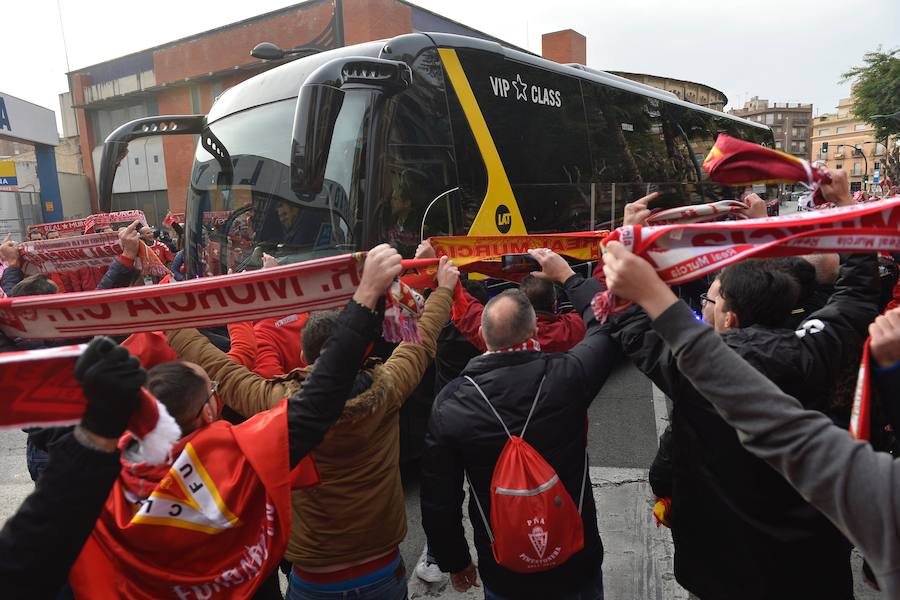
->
[[852, 144, 868, 189], [871, 111, 900, 123]]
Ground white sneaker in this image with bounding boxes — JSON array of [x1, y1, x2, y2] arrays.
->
[[415, 559, 445, 583]]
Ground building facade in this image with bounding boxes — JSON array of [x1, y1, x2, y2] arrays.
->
[[61, 0, 518, 222], [728, 97, 812, 161], [608, 72, 727, 112], [539, 30, 728, 112], [811, 97, 890, 193]]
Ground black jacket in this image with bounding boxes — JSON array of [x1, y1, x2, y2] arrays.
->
[[0, 432, 121, 599], [609, 253, 879, 600], [0, 298, 376, 598], [421, 275, 616, 599], [433, 322, 481, 394]]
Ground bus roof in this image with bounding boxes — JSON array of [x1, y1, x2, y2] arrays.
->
[[206, 39, 387, 123], [207, 31, 767, 134], [423, 32, 769, 133]]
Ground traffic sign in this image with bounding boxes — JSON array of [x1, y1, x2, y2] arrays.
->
[[0, 161, 17, 191]]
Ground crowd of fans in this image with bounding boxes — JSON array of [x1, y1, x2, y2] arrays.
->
[[1, 168, 900, 599]]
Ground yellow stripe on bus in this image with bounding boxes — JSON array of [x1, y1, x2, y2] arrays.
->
[[438, 48, 527, 236]]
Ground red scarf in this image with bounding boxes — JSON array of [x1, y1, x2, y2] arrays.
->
[[849, 338, 872, 441], [703, 134, 831, 206], [592, 196, 900, 322], [69, 401, 318, 600], [485, 338, 542, 354], [646, 200, 748, 225]]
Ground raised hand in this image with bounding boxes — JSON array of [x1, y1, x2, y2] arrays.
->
[[74, 336, 147, 440], [623, 192, 658, 226], [603, 241, 678, 319], [118, 220, 141, 260], [353, 244, 403, 309], [0, 234, 20, 267], [528, 248, 575, 284], [435, 255, 460, 290]]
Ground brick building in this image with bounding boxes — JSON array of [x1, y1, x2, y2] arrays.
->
[[728, 96, 813, 161], [61, 0, 517, 221]]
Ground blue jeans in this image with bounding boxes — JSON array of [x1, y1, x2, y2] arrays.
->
[[286, 560, 407, 600], [482, 567, 603, 600]]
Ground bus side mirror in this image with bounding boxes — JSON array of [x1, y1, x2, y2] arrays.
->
[[291, 57, 411, 195], [98, 115, 205, 212]]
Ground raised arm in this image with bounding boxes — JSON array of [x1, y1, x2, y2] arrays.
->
[[167, 327, 290, 417], [95, 221, 141, 290], [0, 337, 144, 597], [286, 244, 402, 466], [529, 248, 617, 401], [375, 256, 457, 411]]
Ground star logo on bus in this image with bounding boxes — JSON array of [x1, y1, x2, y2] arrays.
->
[[512, 74, 528, 101]]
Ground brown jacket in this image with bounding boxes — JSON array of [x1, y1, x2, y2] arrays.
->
[[166, 286, 453, 567]]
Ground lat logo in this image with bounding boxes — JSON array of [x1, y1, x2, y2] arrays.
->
[[495, 204, 512, 233], [489, 74, 562, 108]]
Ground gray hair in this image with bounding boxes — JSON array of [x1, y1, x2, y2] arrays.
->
[[481, 289, 537, 350]]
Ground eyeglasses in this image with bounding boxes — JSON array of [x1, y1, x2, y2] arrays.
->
[[194, 380, 219, 419], [699, 293, 716, 308]]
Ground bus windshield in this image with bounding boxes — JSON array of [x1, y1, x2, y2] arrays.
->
[[185, 93, 373, 277]]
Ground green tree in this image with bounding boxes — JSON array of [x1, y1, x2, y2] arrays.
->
[[842, 47, 900, 185]]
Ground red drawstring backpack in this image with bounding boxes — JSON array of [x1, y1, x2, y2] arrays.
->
[[464, 375, 587, 573]]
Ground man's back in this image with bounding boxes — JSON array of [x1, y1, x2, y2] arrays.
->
[[287, 287, 453, 568], [422, 272, 615, 599]]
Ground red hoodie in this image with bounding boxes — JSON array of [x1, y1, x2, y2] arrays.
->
[[252, 313, 309, 378], [452, 289, 586, 353]]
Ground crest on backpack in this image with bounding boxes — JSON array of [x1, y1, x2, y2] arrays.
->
[[528, 525, 548, 559]]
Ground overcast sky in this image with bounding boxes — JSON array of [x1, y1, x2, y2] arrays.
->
[[5, 0, 899, 134]]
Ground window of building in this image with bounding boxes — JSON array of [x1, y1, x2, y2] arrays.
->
[[764, 113, 773, 125], [818, 128, 830, 136], [153, 155, 159, 164], [836, 144, 844, 154], [190, 85, 201, 114], [798, 141, 806, 151], [854, 123, 867, 131], [775, 140, 783, 149], [134, 157, 140, 166], [776, 113, 782, 120], [875, 143, 886, 155], [836, 126, 848, 134], [836, 163, 843, 170], [853, 162, 861, 175], [875, 162, 881, 171]]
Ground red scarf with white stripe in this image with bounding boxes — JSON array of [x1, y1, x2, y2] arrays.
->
[[485, 338, 542, 354]]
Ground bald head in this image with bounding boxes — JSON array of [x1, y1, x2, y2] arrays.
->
[[481, 289, 537, 351], [803, 253, 840, 285]]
